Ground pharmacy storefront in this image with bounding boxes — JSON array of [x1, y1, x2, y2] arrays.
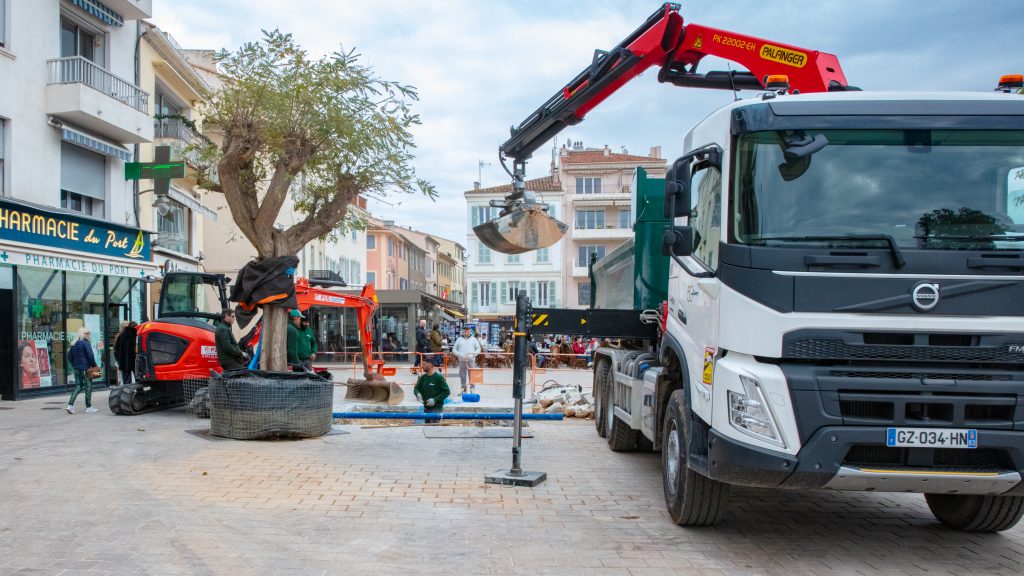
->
[[0, 197, 158, 401]]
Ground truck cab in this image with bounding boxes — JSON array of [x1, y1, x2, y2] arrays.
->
[[600, 90, 1024, 530]]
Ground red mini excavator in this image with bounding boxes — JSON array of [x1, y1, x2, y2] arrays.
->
[[109, 271, 399, 415]]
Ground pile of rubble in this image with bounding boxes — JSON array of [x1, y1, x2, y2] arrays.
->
[[531, 383, 594, 419]]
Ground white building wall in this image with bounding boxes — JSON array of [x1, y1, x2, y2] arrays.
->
[[0, 1, 149, 225]]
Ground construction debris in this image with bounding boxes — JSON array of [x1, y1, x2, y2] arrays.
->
[[531, 382, 594, 419]]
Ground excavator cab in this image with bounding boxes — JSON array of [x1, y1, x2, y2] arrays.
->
[[157, 272, 230, 322]]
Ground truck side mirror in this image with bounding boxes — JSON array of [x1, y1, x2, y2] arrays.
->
[[664, 146, 722, 219], [662, 225, 694, 257]]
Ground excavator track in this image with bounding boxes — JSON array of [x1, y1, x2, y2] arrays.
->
[[108, 383, 181, 415]]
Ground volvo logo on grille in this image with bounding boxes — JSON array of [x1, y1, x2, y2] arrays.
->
[[911, 282, 941, 311]]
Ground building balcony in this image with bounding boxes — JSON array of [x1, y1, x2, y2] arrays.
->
[[154, 118, 219, 185], [571, 260, 590, 278], [100, 0, 153, 20], [46, 56, 152, 144], [571, 226, 633, 240], [569, 192, 630, 206]]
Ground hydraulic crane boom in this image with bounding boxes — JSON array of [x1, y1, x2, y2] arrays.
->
[[501, 2, 849, 163]]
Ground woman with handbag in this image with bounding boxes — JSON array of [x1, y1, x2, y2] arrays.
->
[[66, 327, 100, 414]]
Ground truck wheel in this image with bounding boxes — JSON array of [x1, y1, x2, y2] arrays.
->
[[189, 387, 211, 419], [662, 389, 728, 526], [594, 359, 611, 438], [925, 494, 1024, 532]]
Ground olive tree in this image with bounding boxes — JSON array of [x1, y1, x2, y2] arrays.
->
[[200, 30, 434, 370]]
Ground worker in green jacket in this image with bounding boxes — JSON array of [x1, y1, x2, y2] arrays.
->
[[215, 309, 247, 371], [286, 309, 304, 367], [413, 361, 449, 423], [297, 316, 318, 371]]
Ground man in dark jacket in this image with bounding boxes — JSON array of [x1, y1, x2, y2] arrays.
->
[[286, 309, 304, 367], [215, 309, 247, 371], [413, 318, 429, 369], [114, 321, 138, 385], [66, 327, 98, 414]]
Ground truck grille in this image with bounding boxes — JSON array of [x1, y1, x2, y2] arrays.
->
[[837, 390, 1017, 428], [843, 445, 1012, 470], [784, 336, 1024, 364], [829, 370, 1012, 382]]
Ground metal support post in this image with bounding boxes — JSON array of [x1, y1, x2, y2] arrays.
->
[[485, 291, 547, 487]]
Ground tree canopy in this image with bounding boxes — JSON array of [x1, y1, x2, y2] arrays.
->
[[202, 29, 435, 258]]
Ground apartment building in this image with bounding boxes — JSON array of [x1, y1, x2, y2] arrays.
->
[[0, 0, 158, 400], [434, 237, 465, 306], [560, 143, 666, 308], [137, 22, 219, 313]]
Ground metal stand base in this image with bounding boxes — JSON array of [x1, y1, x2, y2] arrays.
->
[[485, 469, 547, 487]]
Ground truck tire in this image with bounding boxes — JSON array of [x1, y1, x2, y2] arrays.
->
[[925, 494, 1024, 532], [662, 389, 728, 526], [606, 380, 639, 452], [594, 359, 611, 438]]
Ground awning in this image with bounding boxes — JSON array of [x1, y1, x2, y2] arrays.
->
[[60, 124, 133, 162], [444, 307, 465, 319], [169, 187, 217, 222], [70, 0, 124, 27]]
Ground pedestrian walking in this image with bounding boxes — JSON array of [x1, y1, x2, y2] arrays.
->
[[113, 320, 138, 385], [451, 325, 481, 394], [297, 315, 318, 371], [215, 309, 247, 371], [66, 327, 98, 414], [413, 360, 450, 423]]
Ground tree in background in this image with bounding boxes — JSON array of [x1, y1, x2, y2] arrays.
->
[[201, 30, 434, 370]]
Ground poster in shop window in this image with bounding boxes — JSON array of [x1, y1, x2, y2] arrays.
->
[[35, 340, 53, 388], [18, 340, 41, 389], [85, 314, 104, 374]]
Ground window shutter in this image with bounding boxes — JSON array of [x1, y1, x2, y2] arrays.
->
[[489, 282, 497, 309], [500, 281, 507, 304], [472, 207, 479, 227], [471, 282, 478, 309], [549, 282, 557, 307], [529, 281, 537, 303]]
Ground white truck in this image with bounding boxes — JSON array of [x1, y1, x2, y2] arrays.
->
[[484, 3, 1024, 531]]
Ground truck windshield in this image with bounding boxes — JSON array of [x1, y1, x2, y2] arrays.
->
[[159, 274, 222, 319], [733, 129, 1024, 250]]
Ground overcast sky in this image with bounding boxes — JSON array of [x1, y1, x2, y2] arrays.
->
[[152, 0, 1022, 244]]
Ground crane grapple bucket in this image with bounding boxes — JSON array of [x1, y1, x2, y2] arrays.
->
[[344, 377, 405, 405], [473, 206, 568, 254]]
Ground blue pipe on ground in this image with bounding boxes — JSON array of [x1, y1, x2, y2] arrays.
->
[[332, 412, 563, 421]]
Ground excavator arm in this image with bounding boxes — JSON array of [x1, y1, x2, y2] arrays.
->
[[501, 2, 849, 162], [292, 277, 386, 380]]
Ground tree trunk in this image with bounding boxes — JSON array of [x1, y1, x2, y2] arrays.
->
[[258, 233, 296, 372], [260, 305, 289, 371]]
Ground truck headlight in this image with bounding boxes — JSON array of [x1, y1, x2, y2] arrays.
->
[[728, 375, 785, 448]]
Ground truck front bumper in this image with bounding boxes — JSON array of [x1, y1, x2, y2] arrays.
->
[[704, 427, 1024, 495]]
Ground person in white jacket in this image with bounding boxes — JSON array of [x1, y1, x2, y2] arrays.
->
[[451, 325, 482, 394]]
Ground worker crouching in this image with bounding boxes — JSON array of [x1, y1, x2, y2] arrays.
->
[[413, 361, 449, 423]]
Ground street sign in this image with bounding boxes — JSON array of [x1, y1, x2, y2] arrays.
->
[[124, 161, 186, 181]]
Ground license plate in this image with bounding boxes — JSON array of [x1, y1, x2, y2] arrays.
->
[[886, 428, 977, 449]]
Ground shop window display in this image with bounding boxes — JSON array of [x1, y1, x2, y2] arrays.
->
[[16, 268, 65, 389]]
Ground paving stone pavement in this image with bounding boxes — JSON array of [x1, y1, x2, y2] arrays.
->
[[1, 392, 1022, 576]]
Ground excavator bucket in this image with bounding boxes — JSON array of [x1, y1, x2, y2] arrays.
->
[[473, 206, 568, 254], [344, 377, 405, 405]]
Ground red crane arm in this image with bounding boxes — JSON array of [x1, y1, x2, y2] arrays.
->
[[500, 2, 849, 162]]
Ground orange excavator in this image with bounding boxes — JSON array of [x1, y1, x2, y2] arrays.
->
[[109, 271, 400, 415]]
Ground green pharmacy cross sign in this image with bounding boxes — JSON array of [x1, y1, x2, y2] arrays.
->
[[124, 161, 185, 181]]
